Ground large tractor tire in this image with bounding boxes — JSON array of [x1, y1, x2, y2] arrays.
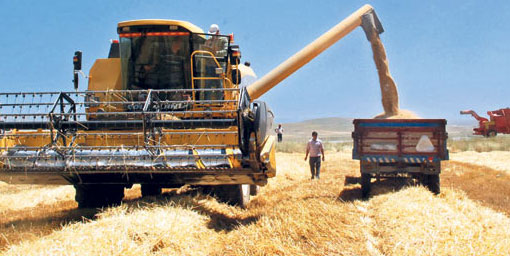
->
[[425, 174, 440, 195], [249, 184, 260, 196], [141, 184, 162, 197], [215, 184, 251, 208], [252, 101, 267, 146], [361, 173, 372, 199], [252, 101, 274, 146], [75, 184, 125, 209]]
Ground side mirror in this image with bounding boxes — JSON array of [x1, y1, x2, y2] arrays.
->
[[73, 51, 82, 71], [228, 45, 241, 64], [73, 73, 79, 91], [73, 51, 82, 90]]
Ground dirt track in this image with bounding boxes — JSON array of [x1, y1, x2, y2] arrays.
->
[[1, 152, 509, 255]]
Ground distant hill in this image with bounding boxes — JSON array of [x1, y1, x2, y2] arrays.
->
[[278, 117, 475, 140], [279, 117, 353, 140], [447, 124, 475, 137]]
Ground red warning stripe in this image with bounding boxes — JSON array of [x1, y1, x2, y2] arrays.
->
[[119, 32, 190, 38], [119, 33, 142, 38]]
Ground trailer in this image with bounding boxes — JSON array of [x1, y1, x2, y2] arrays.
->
[[352, 119, 449, 198]]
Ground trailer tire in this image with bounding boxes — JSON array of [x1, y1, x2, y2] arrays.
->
[[487, 130, 497, 137], [75, 184, 124, 209], [425, 174, 440, 195], [361, 173, 372, 199], [141, 184, 162, 197]]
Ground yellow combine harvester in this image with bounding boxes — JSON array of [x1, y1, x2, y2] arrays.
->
[[0, 20, 275, 208], [0, 5, 388, 208]]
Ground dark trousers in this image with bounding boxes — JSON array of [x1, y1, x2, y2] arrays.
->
[[309, 156, 321, 179], [277, 133, 283, 142]]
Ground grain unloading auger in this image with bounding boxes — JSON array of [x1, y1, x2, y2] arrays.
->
[[246, 4, 399, 117], [0, 5, 391, 208]]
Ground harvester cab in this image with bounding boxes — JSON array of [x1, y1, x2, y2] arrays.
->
[[87, 20, 243, 114]]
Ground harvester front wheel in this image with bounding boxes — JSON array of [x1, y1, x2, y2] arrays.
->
[[249, 185, 259, 196], [236, 184, 251, 208], [141, 184, 162, 197], [216, 184, 251, 208], [74, 184, 125, 209]]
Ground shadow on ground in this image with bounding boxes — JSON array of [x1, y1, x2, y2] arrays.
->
[[1, 203, 99, 230], [338, 175, 420, 202], [121, 187, 261, 232], [0, 201, 99, 250], [0, 186, 260, 251]]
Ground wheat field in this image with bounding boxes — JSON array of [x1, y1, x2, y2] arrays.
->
[[1, 151, 510, 255]]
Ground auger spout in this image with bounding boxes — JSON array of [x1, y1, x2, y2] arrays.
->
[[246, 4, 400, 116]]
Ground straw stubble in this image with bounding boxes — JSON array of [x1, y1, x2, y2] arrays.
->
[[2, 152, 510, 255]]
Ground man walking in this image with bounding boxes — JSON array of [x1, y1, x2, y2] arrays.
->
[[304, 131, 325, 179], [275, 124, 284, 142]]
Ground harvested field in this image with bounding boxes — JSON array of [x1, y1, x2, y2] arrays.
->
[[0, 183, 75, 212], [448, 136, 510, 153], [1, 152, 510, 255], [450, 151, 510, 172], [442, 160, 510, 215]]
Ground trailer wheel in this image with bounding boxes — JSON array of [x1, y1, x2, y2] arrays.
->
[[361, 173, 372, 199], [250, 184, 260, 196], [141, 184, 162, 197], [425, 174, 440, 194], [75, 184, 125, 208]]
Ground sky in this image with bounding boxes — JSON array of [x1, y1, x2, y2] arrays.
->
[[0, 0, 509, 123]]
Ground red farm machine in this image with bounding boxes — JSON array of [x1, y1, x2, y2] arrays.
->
[[460, 109, 510, 137]]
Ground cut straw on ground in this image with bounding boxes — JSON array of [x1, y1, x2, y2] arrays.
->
[[1, 152, 510, 255]]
